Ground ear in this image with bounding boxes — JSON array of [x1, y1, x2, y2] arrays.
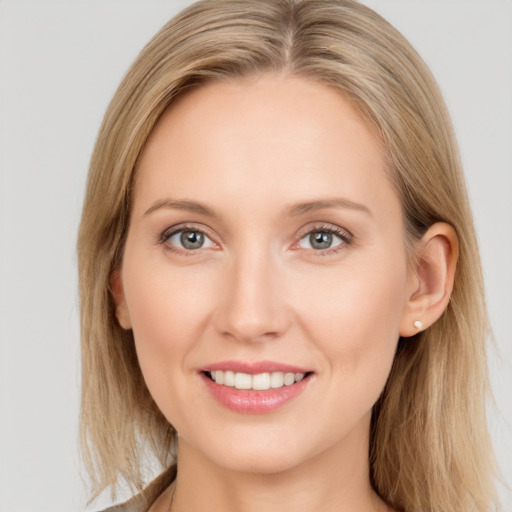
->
[[110, 268, 132, 330], [400, 222, 459, 337]]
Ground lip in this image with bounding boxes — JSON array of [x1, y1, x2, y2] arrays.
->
[[199, 360, 314, 414], [201, 360, 311, 375]]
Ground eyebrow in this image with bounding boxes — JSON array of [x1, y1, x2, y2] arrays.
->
[[144, 197, 372, 218], [144, 199, 217, 217], [284, 198, 372, 217]]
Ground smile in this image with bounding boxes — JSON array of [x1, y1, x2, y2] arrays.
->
[[207, 370, 306, 390], [200, 362, 314, 414]]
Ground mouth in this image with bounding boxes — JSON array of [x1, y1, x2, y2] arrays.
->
[[199, 362, 314, 414], [203, 370, 313, 390]]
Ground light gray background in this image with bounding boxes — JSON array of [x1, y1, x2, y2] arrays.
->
[[0, 1, 510, 511]]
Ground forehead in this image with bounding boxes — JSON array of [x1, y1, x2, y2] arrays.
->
[[133, 73, 396, 219]]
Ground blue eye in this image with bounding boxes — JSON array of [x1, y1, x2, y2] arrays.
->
[[298, 229, 347, 251], [166, 229, 215, 251]]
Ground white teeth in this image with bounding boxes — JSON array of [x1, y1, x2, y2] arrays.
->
[[252, 373, 271, 390], [234, 372, 252, 390], [210, 370, 307, 390], [224, 370, 235, 387], [270, 372, 284, 388], [283, 372, 295, 386]]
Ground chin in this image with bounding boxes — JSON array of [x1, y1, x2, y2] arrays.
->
[[185, 426, 319, 476], [216, 449, 307, 476]]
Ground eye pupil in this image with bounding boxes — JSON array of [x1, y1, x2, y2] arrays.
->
[[180, 230, 204, 249], [310, 231, 332, 250]]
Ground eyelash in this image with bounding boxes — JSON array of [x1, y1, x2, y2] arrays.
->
[[159, 223, 353, 256], [159, 223, 218, 256], [295, 224, 353, 256]]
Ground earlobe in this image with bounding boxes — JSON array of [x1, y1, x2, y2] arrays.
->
[[110, 269, 132, 330], [400, 223, 459, 337]]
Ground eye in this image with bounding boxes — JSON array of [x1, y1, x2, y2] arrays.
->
[[297, 227, 350, 252], [165, 228, 216, 252]]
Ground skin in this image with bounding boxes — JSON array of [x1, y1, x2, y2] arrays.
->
[[112, 73, 458, 512]]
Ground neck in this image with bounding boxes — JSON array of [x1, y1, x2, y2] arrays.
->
[[160, 418, 389, 512]]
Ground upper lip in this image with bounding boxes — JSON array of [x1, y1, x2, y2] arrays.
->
[[200, 360, 312, 375]]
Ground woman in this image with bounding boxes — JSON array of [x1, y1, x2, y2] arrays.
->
[[77, 1, 500, 511]]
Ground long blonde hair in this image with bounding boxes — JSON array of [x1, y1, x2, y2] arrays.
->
[[77, 1, 499, 510]]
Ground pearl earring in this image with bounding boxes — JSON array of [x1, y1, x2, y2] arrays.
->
[[413, 320, 423, 330]]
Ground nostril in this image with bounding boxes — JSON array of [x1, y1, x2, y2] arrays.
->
[[214, 278, 290, 343]]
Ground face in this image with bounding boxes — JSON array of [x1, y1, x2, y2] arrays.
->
[[114, 74, 415, 475]]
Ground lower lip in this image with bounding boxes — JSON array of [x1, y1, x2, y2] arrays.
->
[[200, 373, 312, 414]]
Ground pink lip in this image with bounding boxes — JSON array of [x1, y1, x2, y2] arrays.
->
[[201, 360, 310, 375], [199, 361, 313, 414]]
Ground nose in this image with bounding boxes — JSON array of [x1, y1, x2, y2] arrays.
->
[[214, 248, 290, 343]]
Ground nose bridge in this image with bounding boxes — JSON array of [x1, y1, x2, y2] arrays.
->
[[216, 240, 288, 342]]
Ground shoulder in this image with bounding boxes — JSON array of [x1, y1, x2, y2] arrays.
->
[[95, 493, 147, 512], [94, 466, 177, 512]]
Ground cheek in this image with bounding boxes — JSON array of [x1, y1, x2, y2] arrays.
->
[[122, 254, 217, 387], [122, 257, 227, 435], [293, 253, 408, 389]]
